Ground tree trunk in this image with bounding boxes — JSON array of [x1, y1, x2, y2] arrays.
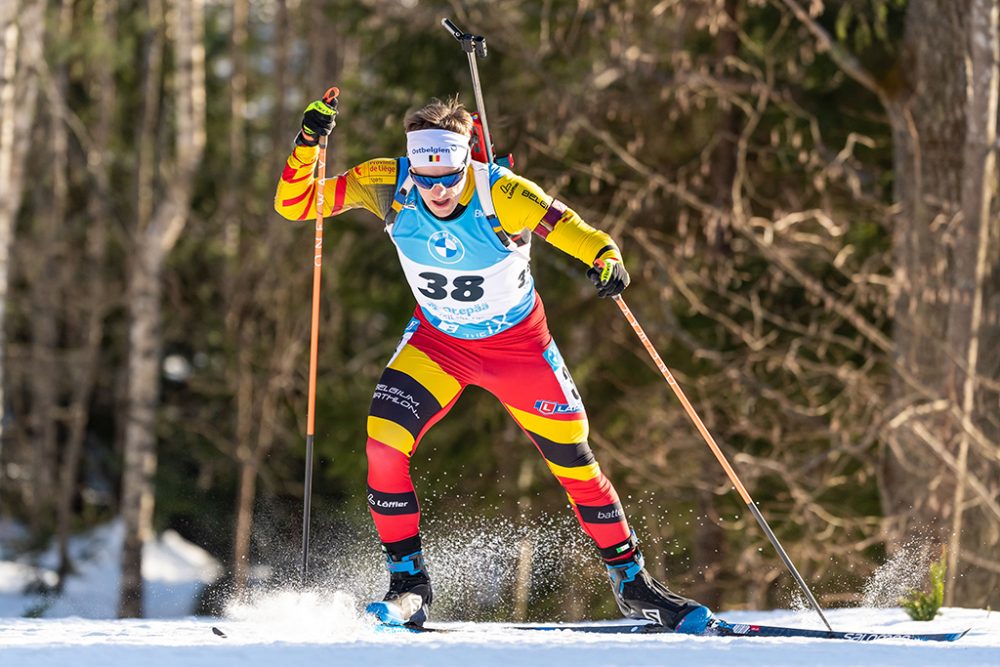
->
[[884, 0, 1000, 607], [119, 0, 205, 618], [0, 0, 44, 499], [231, 345, 255, 596], [28, 0, 75, 536], [221, 0, 247, 262], [267, 0, 290, 167], [57, 0, 116, 590], [231, 449, 258, 596], [47, 0, 114, 588], [118, 240, 163, 618], [226, 0, 254, 599], [118, 0, 165, 618], [943, 0, 999, 605], [706, 0, 740, 254]]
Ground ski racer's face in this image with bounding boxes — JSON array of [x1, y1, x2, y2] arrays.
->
[[411, 164, 468, 218]]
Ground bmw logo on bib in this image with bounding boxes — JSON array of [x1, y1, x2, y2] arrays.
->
[[428, 230, 465, 265]]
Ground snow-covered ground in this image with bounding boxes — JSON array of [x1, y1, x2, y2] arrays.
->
[[2, 604, 997, 667], [1, 521, 997, 666]]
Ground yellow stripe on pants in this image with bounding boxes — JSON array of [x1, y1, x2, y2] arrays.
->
[[389, 345, 462, 407], [367, 416, 416, 456], [507, 404, 589, 443]]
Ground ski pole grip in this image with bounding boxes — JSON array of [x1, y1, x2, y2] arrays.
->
[[441, 17, 481, 54]]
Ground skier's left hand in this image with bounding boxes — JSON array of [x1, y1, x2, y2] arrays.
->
[[587, 257, 630, 298]]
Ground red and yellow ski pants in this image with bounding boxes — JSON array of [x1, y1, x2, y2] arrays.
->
[[365, 296, 632, 552]]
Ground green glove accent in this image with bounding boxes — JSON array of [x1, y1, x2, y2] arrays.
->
[[587, 258, 630, 298], [598, 261, 615, 284]]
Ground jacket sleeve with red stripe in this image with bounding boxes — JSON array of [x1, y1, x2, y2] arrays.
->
[[274, 145, 399, 221]]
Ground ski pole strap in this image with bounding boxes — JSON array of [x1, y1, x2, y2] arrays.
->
[[472, 161, 528, 248]]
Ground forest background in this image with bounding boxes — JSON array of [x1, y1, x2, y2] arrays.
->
[[1, 0, 998, 620]]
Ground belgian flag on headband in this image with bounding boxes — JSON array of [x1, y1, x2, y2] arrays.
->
[[428, 154, 441, 162]]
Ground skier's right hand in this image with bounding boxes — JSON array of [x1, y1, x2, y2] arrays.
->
[[295, 94, 338, 147], [587, 257, 630, 298]]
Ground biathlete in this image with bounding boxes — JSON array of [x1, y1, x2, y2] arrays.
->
[[274, 94, 714, 634]]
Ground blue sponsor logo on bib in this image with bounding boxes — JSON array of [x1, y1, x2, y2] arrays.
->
[[428, 230, 465, 264]]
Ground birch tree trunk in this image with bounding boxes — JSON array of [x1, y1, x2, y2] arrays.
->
[[119, 0, 205, 618]]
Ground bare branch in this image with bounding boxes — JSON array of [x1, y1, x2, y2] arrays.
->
[[776, 0, 891, 108]]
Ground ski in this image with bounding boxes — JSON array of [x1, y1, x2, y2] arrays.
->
[[513, 618, 968, 642], [709, 618, 969, 643]]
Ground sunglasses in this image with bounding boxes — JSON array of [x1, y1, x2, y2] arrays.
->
[[409, 167, 467, 190]]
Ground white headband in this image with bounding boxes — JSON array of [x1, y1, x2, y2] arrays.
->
[[406, 129, 471, 169]]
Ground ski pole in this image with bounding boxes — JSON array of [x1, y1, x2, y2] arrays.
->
[[301, 85, 339, 587], [609, 293, 834, 632], [441, 17, 495, 163]]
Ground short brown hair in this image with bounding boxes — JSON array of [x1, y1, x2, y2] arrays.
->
[[404, 97, 473, 135]]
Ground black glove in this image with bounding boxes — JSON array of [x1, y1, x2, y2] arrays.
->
[[587, 258, 630, 298], [294, 97, 338, 147]]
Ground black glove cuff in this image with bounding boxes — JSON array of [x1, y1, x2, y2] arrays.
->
[[294, 131, 319, 147]]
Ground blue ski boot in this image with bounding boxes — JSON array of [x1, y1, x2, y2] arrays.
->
[[365, 536, 433, 627], [605, 544, 714, 634]]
